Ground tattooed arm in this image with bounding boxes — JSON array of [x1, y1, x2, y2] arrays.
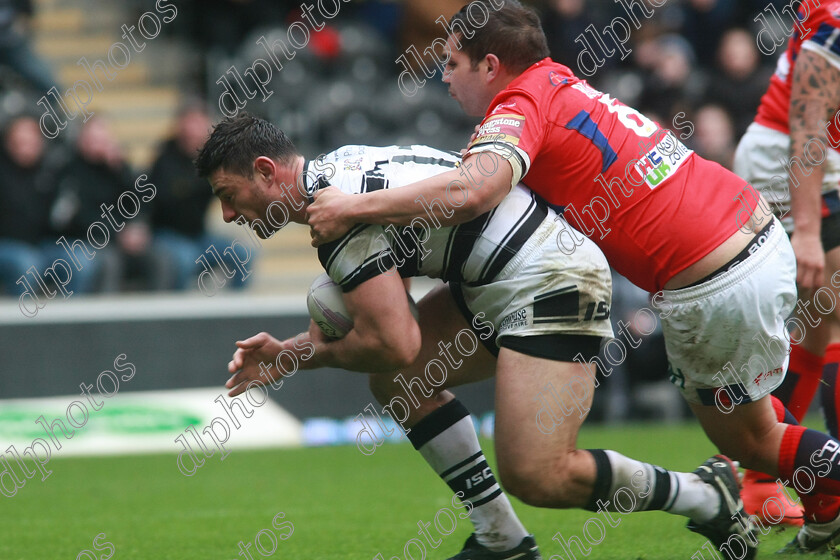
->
[[789, 48, 840, 289]]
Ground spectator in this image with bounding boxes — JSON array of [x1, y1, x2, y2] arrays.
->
[[636, 34, 704, 125], [0, 114, 56, 294], [51, 116, 167, 292], [678, 0, 738, 67], [0, 0, 56, 93], [542, 0, 593, 70], [190, 0, 289, 55], [148, 103, 242, 290], [704, 28, 771, 138], [691, 104, 736, 169]]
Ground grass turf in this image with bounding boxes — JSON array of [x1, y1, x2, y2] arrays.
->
[[0, 422, 806, 559]]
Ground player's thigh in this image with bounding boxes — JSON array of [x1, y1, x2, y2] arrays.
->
[[369, 282, 496, 400], [733, 124, 792, 219], [494, 346, 596, 484]]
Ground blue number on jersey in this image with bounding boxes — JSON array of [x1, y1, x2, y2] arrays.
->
[[564, 110, 618, 173]]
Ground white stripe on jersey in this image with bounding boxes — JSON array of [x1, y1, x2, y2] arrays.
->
[[309, 145, 551, 291]]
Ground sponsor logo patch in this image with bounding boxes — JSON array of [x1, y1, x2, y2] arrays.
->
[[634, 131, 693, 189], [472, 114, 525, 148], [343, 158, 363, 171], [500, 308, 528, 331]]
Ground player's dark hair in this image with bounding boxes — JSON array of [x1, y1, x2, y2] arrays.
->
[[449, 0, 549, 73], [194, 113, 299, 178]]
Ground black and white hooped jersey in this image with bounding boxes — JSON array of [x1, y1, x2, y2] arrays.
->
[[307, 145, 551, 291]]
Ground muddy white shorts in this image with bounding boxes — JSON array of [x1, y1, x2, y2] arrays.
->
[[660, 218, 797, 406]]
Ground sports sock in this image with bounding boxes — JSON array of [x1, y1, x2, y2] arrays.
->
[[771, 396, 840, 520], [774, 345, 823, 423], [777, 424, 840, 521], [406, 399, 528, 551], [820, 343, 840, 437], [585, 449, 720, 523]]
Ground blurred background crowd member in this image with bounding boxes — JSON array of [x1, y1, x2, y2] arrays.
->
[[703, 28, 770, 138], [0, 114, 56, 294], [0, 0, 55, 93], [689, 104, 736, 169], [635, 34, 703, 127], [147, 102, 241, 290], [50, 116, 167, 292]]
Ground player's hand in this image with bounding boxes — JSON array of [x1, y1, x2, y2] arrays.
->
[[226, 331, 287, 397], [460, 125, 481, 157], [792, 233, 825, 290], [306, 187, 354, 247], [307, 319, 331, 346]]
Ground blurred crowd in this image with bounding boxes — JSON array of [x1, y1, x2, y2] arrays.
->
[[0, 105, 240, 296]]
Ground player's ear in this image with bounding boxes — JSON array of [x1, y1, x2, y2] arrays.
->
[[253, 156, 276, 183], [484, 54, 502, 82]]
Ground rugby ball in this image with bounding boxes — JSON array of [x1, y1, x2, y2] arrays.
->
[[306, 273, 420, 339]]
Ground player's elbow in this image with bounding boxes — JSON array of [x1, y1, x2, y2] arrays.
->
[[358, 320, 421, 372], [380, 321, 421, 370], [465, 178, 509, 219]]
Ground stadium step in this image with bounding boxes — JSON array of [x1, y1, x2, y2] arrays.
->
[[31, 0, 320, 294]]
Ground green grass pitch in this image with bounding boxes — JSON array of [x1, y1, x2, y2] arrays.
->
[[0, 422, 807, 559]]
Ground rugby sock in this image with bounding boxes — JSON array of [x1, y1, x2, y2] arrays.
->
[[406, 399, 528, 551], [741, 394, 805, 490], [773, 396, 840, 521], [820, 343, 840, 437], [776, 424, 840, 522], [585, 449, 720, 522], [774, 345, 823, 423]]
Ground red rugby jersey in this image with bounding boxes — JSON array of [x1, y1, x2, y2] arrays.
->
[[467, 59, 756, 292], [755, 1, 840, 142]]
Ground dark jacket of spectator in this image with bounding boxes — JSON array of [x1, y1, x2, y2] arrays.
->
[[148, 138, 212, 237], [51, 157, 134, 240], [0, 149, 55, 243]]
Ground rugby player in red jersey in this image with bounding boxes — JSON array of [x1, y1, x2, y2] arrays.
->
[[307, 0, 840, 553], [734, 1, 840, 537]]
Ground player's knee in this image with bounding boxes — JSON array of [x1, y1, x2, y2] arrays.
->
[[498, 457, 579, 508]]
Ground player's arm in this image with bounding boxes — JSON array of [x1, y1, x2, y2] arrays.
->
[[224, 272, 420, 396], [300, 271, 421, 372], [788, 47, 840, 288], [306, 150, 513, 246]]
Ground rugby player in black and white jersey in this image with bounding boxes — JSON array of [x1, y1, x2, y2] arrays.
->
[[195, 114, 754, 560]]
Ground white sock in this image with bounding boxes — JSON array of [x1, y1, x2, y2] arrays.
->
[[408, 400, 528, 551], [588, 450, 720, 522]]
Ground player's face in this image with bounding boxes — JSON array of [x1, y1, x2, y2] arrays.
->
[[209, 168, 275, 238], [442, 37, 493, 117]]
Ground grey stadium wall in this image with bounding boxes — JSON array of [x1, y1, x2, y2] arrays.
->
[[0, 294, 496, 420]]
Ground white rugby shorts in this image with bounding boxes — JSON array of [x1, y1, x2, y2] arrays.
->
[[452, 215, 615, 348], [734, 122, 840, 232], [660, 218, 797, 405]]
